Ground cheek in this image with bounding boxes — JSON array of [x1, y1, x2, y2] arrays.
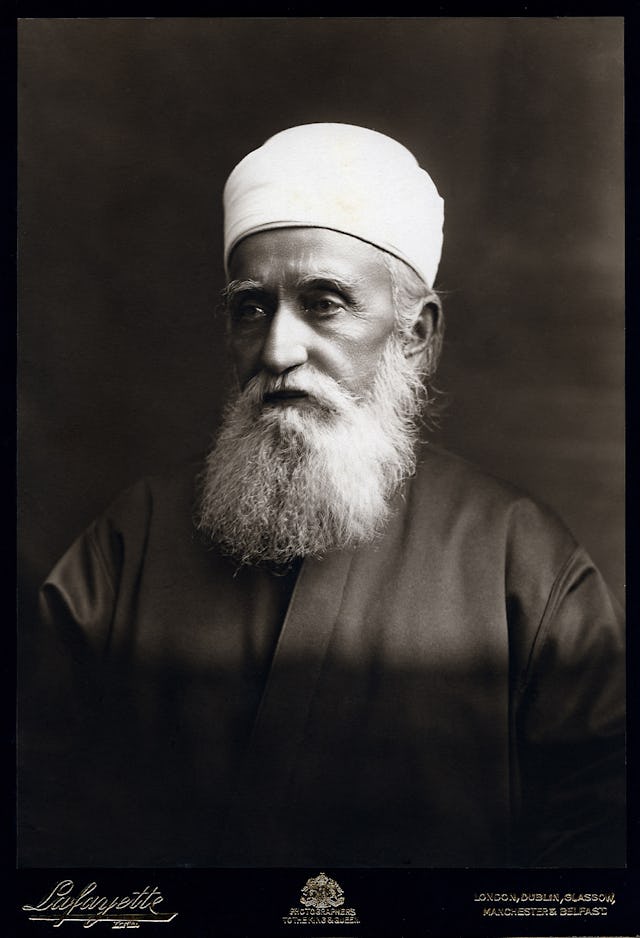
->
[[330, 334, 392, 393], [321, 303, 395, 378], [353, 315, 396, 365], [230, 335, 261, 382]]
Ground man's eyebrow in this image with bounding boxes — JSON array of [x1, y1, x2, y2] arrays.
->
[[294, 272, 365, 297], [222, 274, 365, 304], [222, 279, 267, 304]]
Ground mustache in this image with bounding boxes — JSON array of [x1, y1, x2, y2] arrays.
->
[[238, 368, 359, 415]]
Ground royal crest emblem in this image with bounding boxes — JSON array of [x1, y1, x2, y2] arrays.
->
[[300, 872, 345, 910], [283, 872, 359, 926]]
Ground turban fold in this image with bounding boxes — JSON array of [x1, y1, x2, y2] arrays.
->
[[223, 123, 444, 288]]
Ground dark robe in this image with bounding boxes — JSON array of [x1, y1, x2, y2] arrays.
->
[[18, 444, 625, 868]]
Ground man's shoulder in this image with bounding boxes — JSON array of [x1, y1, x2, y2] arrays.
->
[[414, 442, 535, 505], [412, 442, 578, 552], [97, 458, 204, 531]]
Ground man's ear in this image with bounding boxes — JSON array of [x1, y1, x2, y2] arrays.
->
[[404, 294, 442, 361]]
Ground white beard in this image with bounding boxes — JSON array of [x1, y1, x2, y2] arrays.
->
[[195, 336, 425, 566]]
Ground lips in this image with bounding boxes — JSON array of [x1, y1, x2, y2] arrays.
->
[[263, 389, 310, 405]]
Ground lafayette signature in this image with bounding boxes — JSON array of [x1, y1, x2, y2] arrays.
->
[[22, 879, 178, 929]]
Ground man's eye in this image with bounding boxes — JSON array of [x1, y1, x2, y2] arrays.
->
[[233, 303, 268, 323], [305, 297, 344, 318]]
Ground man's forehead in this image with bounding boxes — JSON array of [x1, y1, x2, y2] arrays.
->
[[227, 227, 391, 288]]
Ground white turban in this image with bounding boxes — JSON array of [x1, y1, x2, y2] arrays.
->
[[223, 123, 444, 288]]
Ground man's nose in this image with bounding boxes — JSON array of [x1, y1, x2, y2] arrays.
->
[[260, 304, 309, 375]]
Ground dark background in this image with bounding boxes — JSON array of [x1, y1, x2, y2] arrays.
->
[[17, 17, 625, 605]]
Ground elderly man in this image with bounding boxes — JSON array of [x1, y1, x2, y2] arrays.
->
[[20, 124, 625, 869]]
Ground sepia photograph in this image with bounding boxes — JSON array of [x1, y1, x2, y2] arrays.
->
[[16, 15, 632, 936]]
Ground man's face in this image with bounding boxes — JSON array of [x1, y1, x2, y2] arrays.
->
[[226, 227, 397, 400], [200, 227, 426, 564]]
